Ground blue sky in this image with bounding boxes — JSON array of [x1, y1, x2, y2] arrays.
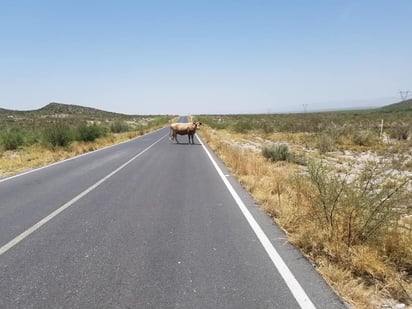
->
[[1, 0, 411, 115]]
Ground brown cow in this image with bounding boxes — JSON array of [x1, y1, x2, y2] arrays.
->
[[169, 121, 202, 144]]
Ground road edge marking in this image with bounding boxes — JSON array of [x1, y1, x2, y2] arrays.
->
[[0, 134, 167, 256], [197, 134, 317, 309]]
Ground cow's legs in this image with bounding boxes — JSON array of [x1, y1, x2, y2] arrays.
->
[[170, 128, 177, 143]]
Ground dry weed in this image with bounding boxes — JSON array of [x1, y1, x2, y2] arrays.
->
[[197, 125, 412, 308], [0, 131, 145, 179], [319, 262, 371, 308]]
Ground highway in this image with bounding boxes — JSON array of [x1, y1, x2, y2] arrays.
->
[[0, 117, 346, 308]]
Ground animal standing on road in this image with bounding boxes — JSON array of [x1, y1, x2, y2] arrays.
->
[[169, 121, 202, 144]]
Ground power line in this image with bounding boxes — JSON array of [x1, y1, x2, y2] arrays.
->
[[302, 104, 308, 113], [399, 90, 411, 101]]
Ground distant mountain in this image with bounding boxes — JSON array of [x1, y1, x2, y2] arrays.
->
[[0, 102, 173, 131], [37, 102, 125, 117], [381, 98, 412, 110], [0, 102, 131, 118]]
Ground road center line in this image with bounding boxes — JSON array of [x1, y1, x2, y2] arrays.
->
[[0, 134, 167, 256], [197, 134, 317, 309]]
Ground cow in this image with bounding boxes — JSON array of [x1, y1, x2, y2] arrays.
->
[[169, 121, 202, 144]]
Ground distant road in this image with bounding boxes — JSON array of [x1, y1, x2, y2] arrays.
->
[[0, 117, 346, 308]]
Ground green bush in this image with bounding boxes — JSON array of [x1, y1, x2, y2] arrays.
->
[[136, 125, 145, 136], [213, 122, 230, 130], [42, 122, 73, 148], [76, 123, 105, 142], [262, 143, 307, 165], [305, 160, 411, 247], [262, 143, 291, 162], [262, 122, 274, 134], [0, 128, 25, 150], [110, 121, 130, 133], [233, 121, 253, 133], [148, 116, 174, 128], [352, 130, 378, 146]]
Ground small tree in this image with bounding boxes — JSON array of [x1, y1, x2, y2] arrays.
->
[[306, 160, 411, 247], [76, 123, 105, 142], [110, 121, 130, 133], [0, 128, 25, 150], [42, 122, 72, 149]]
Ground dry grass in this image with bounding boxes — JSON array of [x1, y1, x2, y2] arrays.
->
[[2, 121, 411, 307], [199, 126, 412, 309], [0, 130, 145, 179]]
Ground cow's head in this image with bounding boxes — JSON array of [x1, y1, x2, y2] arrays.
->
[[193, 121, 202, 129]]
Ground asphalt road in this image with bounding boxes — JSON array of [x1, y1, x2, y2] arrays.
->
[[0, 117, 347, 308]]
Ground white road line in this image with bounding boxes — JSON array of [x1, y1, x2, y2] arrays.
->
[[0, 135, 167, 256], [197, 134, 317, 309]]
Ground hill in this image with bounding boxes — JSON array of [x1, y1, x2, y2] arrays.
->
[[381, 98, 412, 110], [37, 102, 128, 117], [0, 102, 172, 131], [0, 102, 129, 118]]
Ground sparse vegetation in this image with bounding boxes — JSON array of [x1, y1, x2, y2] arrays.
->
[[198, 104, 412, 153], [304, 160, 410, 248], [1, 101, 411, 308], [390, 122, 411, 141], [1, 127, 25, 150], [110, 120, 130, 133], [262, 143, 291, 162], [197, 105, 412, 308], [76, 123, 107, 142], [0, 103, 176, 177], [261, 143, 307, 165], [318, 132, 336, 153], [42, 122, 73, 148]]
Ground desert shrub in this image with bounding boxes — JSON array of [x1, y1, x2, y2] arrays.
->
[[24, 130, 42, 146], [0, 128, 25, 150], [305, 160, 411, 247], [233, 120, 253, 133], [132, 124, 145, 136], [262, 122, 274, 134], [42, 122, 73, 148], [213, 121, 230, 130], [262, 143, 307, 165], [299, 160, 412, 303], [290, 153, 308, 166], [110, 121, 130, 133], [144, 116, 164, 128], [317, 133, 336, 153], [262, 143, 291, 162], [195, 116, 222, 129], [76, 123, 106, 142], [352, 130, 378, 146], [390, 122, 410, 140]]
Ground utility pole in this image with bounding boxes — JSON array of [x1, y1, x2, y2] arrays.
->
[[399, 90, 411, 101], [302, 104, 308, 113]]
